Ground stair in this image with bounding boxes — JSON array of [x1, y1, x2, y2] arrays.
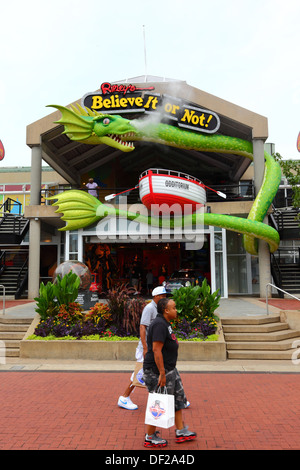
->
[[0, 317, 32, 357], [0, 249, 29, 298], [0, 265, 28, 296], [280, 264, 300, 294], [223, 315, 300, 360], [0, 213, 29, 244]]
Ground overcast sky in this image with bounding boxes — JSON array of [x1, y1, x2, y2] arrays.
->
[[1, 0, 299, 167]]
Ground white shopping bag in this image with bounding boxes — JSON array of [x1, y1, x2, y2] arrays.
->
[[145, 387, 175, 429]]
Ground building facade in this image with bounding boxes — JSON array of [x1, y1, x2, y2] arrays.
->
[[24, 76, 279, 300]]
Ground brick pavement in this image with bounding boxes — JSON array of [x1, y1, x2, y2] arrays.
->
[[0, 371, 300, 450], [259, 298, 300, 310]]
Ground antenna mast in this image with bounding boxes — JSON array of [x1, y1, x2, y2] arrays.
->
[[143, 25, 148, 81]]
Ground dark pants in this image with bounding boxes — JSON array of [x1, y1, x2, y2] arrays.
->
[[143, 367, 187, 411]]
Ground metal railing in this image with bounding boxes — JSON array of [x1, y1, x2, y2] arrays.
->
[[0, 197, 22, 216], [265, 283, 300, 315], [40, 182, 256, 205]]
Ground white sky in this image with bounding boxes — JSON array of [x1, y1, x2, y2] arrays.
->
[[0, 0, 299, 167]]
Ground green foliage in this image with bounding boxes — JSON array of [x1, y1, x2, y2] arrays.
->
[[27, 332, 140, 341], [53, 272, 81, 305], [34, 282, 58, 320], [171, 279, 220, 324], [192, 278, 220, 322], [274, 152, 300, 221], [171, 285, 201, 321], [34, 271, 81, 320], [27, 334, 78, 341]]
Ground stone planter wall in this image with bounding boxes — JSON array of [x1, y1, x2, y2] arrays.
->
[[20, 316, 226, 361]]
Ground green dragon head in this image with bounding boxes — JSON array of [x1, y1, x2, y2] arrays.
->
[[47, 104, 137, 152]]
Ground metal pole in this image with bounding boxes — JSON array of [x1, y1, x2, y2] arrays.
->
[[143, 25, 147, 80]]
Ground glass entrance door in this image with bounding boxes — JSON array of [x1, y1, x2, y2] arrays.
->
[[210, 226, 228, 298]]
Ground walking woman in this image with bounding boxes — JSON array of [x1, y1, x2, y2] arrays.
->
[[143, 297, 196, 447]]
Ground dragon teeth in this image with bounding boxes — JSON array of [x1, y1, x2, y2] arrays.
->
[[107, 134, 133, 147]]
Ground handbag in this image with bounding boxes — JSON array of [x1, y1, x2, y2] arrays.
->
[[132, 362, 146, 388], [145, 387, 175, 429]]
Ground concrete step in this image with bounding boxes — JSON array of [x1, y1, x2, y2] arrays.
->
[[224, 329, 300, 342], [1, 339, 22, 356], [227, 337, 300, 351], [0, 317, 32, 357], [227, 349, 298, 360], [222, 314, 300, 360], [0, 331, 27, 340], [0, 317, 32, 324], [223, 322, 289, 334], [221, 315, 280, 325], [1, 347, 20, 357], [0, 323, 30, 332]]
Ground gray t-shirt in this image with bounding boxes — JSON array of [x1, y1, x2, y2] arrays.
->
[[140, 300, 158, 328], [136, 300, 158, 354]]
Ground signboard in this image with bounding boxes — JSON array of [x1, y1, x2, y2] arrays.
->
[[82, 82, 220, 134], [76, 290, 100, 309]]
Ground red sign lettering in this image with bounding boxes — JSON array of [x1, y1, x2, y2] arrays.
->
[[100, 82, 154, 96]]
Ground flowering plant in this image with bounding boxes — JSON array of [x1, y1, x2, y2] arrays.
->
[[170, 316, 218, 340], [84, 302, 112, 324], [56, 302, 84, 324]]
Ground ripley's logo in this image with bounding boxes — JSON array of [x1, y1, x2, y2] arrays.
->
[[149, 400, 166, 419], [100, 82, 155, 96]]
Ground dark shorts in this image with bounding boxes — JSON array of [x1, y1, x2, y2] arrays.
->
[[143, 367, 187, 411]]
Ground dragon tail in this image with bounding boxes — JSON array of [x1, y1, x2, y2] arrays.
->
[[46, 190, 103, 231]]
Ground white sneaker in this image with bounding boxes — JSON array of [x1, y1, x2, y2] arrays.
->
[[118, 396, 138, 410]]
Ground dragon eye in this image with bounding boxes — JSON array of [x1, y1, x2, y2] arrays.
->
[[103, 118, 110, 125]]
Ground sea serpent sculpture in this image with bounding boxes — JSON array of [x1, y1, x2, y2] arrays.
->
[[46, 104, 281, 256]]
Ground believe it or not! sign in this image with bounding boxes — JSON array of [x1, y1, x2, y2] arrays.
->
[[144, 93, 220, 134], [82, 83, 220, 134]]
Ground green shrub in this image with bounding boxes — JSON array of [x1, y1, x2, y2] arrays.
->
[[171, 285, 201, 322], [171, 280, 220, 324], [34, 271, 81, 320], [53, 272, 80, 305], [193, 279, 220, 322], [34, 282, 57, 320]]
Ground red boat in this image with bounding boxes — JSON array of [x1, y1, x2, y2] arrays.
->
[[138, 169, 206, 215]]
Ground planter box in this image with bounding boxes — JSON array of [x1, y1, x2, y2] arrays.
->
[[20, 316, 226, 361]]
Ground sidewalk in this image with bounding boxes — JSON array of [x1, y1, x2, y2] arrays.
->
[[0, 370, 300, 450], [0, 296, 300, 450]]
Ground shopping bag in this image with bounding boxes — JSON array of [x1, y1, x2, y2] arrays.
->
[[145, 387, 175, 429], [132, 362, 146, 388]]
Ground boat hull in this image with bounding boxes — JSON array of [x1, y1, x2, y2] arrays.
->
[[139, 170, 206, 215]]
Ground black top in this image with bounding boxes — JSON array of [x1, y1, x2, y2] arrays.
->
[[144, 314, 179, 374]]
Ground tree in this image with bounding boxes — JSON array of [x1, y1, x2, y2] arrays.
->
[[273, 153, 300, 222]]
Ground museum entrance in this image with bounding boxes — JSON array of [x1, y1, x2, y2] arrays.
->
[[82, 240, 211, 296], [64, 224, 228, 297]]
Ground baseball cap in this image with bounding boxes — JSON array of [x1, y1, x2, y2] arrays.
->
[[152, 286, 167, 296]]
